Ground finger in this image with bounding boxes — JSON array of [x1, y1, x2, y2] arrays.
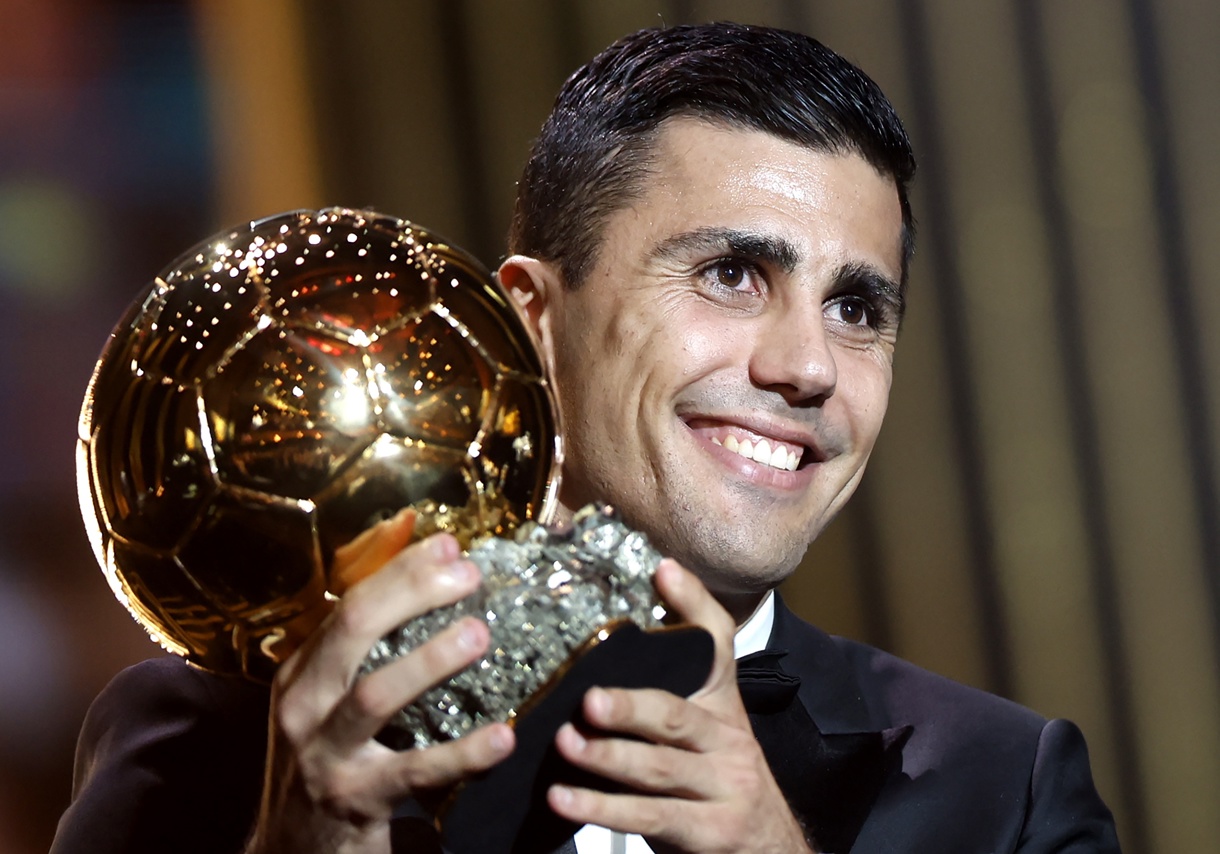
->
[[316, 722, 516, 820], [310, 539, 478, 680], [263, 511, 419, 664], [330, 507, 418, 594], [366, 722, 516, 806], [278, 531, 467, 683], [654, 559, 740, 702], [320, 617, 490, 750], [554, 722, 710, 797], [579, 687, 724, 752], [277, 535, 481, 733], [547, 784, 699, 845]]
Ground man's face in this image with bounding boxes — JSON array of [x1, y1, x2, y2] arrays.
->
[[506, 118, 905, 612]]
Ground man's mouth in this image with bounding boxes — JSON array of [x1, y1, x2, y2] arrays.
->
[[688, 417, 819, 478], [684, 418, 811, 473], [711, 433, 801, 471]]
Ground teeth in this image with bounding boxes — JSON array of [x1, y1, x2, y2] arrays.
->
[[712, 432, 802, 472], [770, 444, 788, 468], [752, 439, 772, 464]]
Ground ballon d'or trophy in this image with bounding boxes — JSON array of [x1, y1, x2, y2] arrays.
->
[[77, 208, 713, 853]]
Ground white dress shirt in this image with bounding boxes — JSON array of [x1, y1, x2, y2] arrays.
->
[[573, 590, 776, 853]]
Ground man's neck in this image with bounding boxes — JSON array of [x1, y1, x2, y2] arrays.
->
[[715, 588, 771, 626]]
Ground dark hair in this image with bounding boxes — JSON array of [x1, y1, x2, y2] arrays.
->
[[508, 22, 916, 289]]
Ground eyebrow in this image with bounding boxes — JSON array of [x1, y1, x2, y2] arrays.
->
[[648, 226, 800, 273], [648, 226, 906, 321]]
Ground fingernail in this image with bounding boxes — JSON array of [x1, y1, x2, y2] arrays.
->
[[448, 559, 480, 585], [427, 533, 460, 561], [558, 723, 586, 752], [491, 724, 514, 753], [585, 687, 609, 719], [549, 784, 573, 808], [457, 619, 485, 651]]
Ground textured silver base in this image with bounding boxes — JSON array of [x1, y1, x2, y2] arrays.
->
[[361, 505, 666, 748]]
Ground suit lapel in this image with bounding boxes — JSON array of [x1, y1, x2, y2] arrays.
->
[[756, 595, 911, 852], [767, 594, 885, 734]]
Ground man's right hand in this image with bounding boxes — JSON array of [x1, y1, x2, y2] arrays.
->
[[245, 523, 515, 854]]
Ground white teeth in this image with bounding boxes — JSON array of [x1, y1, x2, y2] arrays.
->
[[714, 432, 802, 471], [770, 444, 788, 468], [752, 439, 772, 464], [711, 437, 722, 446]]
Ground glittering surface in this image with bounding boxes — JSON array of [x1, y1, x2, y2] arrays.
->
[[363, 505, 667, 749], [77, 208, 558, 680]]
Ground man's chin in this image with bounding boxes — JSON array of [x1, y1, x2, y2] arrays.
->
[[693, 564, 793, 625], [671, 539, 804, 603]]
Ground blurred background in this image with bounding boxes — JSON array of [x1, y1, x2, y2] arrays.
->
[[1, 0, 1216, 851]]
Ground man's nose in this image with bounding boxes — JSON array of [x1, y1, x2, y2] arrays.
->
[[748, 303, 837, 403]]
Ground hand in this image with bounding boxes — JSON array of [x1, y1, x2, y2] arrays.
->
[[546, 560, 813, 853], [246, 516, 515, 854]]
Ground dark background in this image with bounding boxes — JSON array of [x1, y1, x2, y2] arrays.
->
[[0, 1, 1216, 852]]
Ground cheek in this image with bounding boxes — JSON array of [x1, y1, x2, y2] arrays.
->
[[678, 330, 735, 375], [665, 304, 750, 378], [836, 352, 893, 441], [550, 309, 651, 431]]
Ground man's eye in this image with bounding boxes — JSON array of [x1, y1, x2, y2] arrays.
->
[[703, 259, 758, 293], [715, 261, 747, 288], [828, 297, 872, 326]]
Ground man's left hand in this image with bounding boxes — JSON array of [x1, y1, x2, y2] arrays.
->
[[546, 559, 815, 853]]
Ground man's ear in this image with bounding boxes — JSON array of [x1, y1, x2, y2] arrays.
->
[[498, 255, 564, 378]]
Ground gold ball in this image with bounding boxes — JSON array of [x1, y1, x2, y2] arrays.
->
[[77, 209, 559, 680]]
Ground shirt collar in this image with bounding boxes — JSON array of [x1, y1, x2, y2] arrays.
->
[[733, 589, 776, 659]]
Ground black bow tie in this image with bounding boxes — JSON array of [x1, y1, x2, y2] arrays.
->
[[736, 650, 911, 853]]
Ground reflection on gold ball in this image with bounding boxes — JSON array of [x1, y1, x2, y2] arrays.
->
[[77, 209, 559, 680]]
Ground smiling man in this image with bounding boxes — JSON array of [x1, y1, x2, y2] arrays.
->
[[52, 21, 1119, 854], [503, 119, 903, 621]]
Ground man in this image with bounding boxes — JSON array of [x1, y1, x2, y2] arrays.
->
[[52, 22, 1120, 854]]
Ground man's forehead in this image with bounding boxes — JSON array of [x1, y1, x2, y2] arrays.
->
[[628, 119, 905, 278]]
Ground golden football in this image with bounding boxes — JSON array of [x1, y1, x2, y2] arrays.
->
[[76, 208, 559, 680]]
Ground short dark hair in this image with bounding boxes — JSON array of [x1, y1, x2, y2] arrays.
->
[[508, 22, 916, 289]]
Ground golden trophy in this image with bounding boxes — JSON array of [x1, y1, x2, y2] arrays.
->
[[77, 208, 712, 853]]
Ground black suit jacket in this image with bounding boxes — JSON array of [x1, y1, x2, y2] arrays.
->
[[764, 597, 1119, 852], [51, 596, 1119, 853]]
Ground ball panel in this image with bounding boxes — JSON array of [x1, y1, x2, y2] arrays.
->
[[478, 376, 558, 529], [89, 374, 217, 552], [314, 436, 484, 556], [262, 215, 434, 331], [128, 258, 267, 385], [275, 268, 431, 343], [371, 313, 492, 447], [202, 325, 374, 499], [76, 437, 107, 570], [434, 260, 543, 375], [159, 223, 250, 291], [175, 488, 323, 624], [106, 539, 230, 664], [78, 284, 167, 442]]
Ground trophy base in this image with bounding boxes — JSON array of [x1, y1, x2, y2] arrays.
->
[[439, 621, 715, 854]]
